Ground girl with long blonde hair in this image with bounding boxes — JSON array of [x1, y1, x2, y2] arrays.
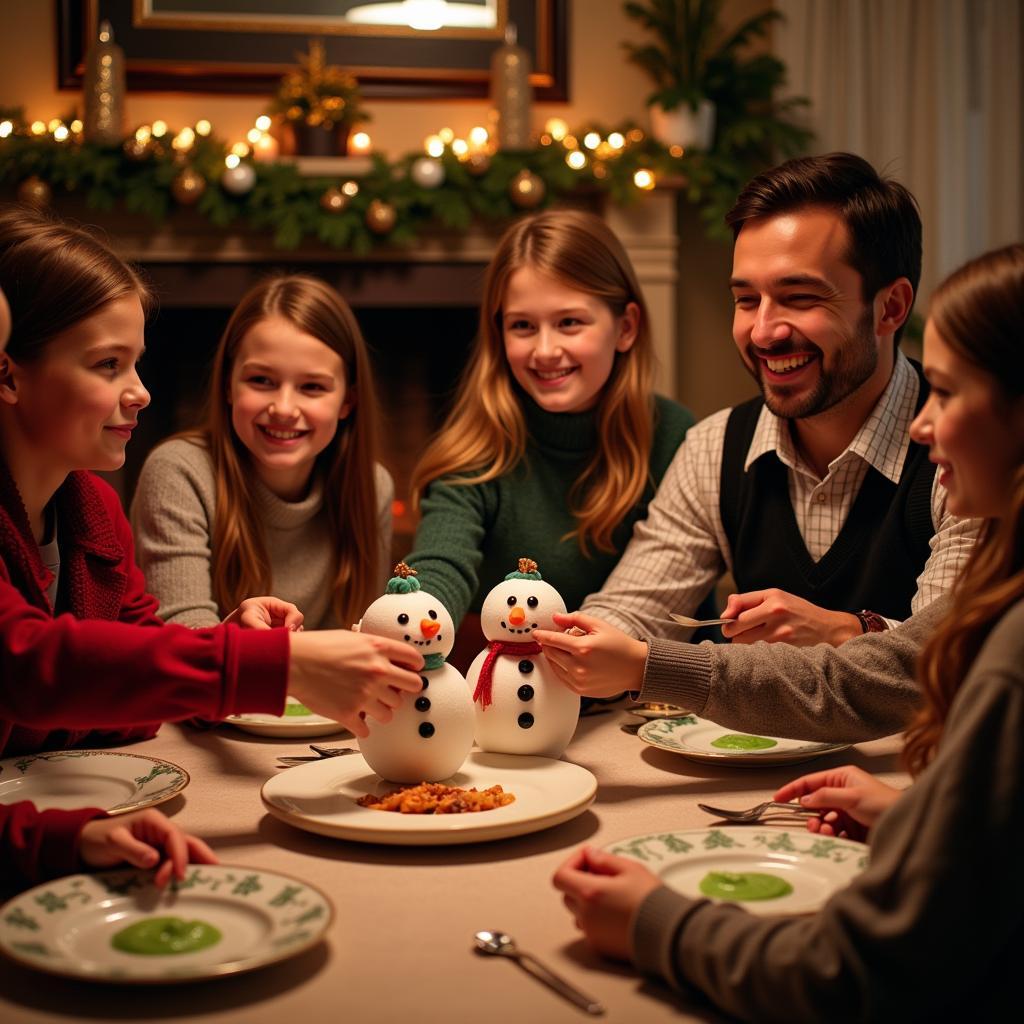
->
[[552, 244, 1024, 1020], [407, 209, 694, 663], [132, 275, 391, 631]]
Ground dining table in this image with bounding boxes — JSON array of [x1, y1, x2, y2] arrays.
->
[[0, 704, 906, 1024]]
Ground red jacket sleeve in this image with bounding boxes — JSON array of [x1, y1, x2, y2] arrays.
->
[[0, 801, 106, 887]]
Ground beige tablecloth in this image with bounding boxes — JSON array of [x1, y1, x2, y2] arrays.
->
[[0, 708, 905, 1024]]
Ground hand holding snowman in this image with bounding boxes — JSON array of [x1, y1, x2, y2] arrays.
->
[[467, 558, 579, 758]]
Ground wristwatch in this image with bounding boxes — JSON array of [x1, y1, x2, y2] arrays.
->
[[855, 609, 887, 633]]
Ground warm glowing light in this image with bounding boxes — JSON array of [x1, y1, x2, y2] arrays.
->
[[563, 135, 578, 150], [341, 180, 360, 196], [48, 118, 62, 132], [608, 132, 625, 149], [53, 125, 69, 141], [70, 119, 83, 134], [173, 127, 196, 151], [439, 126, 455, 144], [246, 128, 262, 144], [468, 125, 489, 147], [633, 168, 656, 190], [225, 153, 241, 169], [151, 120, 168, 137], [231, 142, 250, 157], [451, 138, 469, 157], [583, 131, 601, 150], [544, 117, 569, 141], [628, 128, 645, 143], [252, 133, 279, 162], [0, 121, 13, 138], [255, 115, 272, 132], [424, 134, 445, 157], [669, 144, 684, 158], [195, 119, 212, 136], [566, 150, 587, 170], [30, 121, 45, 135], [135, 126, 152, 143], [350, 131, 372, 154]]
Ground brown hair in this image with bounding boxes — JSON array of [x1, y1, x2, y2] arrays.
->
[[183, 275, 382, 627], [903, 244, 1024, 774], [0, 206, 152, 361], [725, 153, 922, 344], [409, 208, 655, 555]]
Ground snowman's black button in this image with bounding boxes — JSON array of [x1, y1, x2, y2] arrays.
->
[[517, 685, 534, 702], [517, 712, 535, 730], [415, 696, 431, 712], [419, 722, 435, 739], [420, 676, 429, 690], [518, 660, 534, 674]]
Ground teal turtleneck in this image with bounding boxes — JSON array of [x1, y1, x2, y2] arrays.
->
[[407, 393, 694, 624]]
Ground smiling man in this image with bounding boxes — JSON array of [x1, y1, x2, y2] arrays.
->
[[577, 153, 978, 653]]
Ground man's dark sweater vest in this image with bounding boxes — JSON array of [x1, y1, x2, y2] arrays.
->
[[719, 364, 936, 620]]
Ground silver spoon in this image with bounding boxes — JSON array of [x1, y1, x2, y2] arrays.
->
[[474, 930, 604, 1016], [669, 613, 735, 627]]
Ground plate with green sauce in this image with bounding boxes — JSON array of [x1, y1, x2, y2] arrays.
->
[[607, 828, 868, 915], [637, 715, 850, 767], [0, 750, 189, 815], [225, 696, 350, 738], [0, 864, 333, 983]]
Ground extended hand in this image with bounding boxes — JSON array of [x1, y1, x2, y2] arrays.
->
[[720, 589, 862, 647], [288, 629, 425, 738], [552, 845, 661, 962], [774, 765, 903, 841], [223, 596, 304, 631], [78, 809, 218, 887], [533, 612, 647, 699]]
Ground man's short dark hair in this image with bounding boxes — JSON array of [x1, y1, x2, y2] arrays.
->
[[725, 153, 922, 343]]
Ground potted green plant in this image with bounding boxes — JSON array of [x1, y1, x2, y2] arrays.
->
[[623, 0, 781, 150], [269, 39, 369, 157]]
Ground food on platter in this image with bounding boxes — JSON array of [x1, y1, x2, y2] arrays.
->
[[356, 781, 515, 814]]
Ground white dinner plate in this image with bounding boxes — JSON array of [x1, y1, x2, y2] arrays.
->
[[0, 864, 332, 983], [225, 697, 350, 739], [638, 715, 850, 767], [0, 750, 189, 814], [261, 750, 597, 845], [608, 827, 868, 915]]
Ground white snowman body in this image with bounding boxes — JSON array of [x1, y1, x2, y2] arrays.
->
[[466, 574, 579, 758], [357, 584, 474, 783]]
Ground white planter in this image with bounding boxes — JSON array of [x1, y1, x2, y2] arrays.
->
[[649, 99, 716, 150]]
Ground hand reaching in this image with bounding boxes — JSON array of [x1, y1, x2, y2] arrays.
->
[[775, 765, 903, 841], [288, 629, 425, 738], [223, 596, 304, 631], [533, 612, 648, 699], [552, 845, 662, 961], [720, 589, 862, 647], [78, 809, 218, 888]]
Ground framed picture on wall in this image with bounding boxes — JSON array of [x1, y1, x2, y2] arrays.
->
[[57, 0, 568, 100]]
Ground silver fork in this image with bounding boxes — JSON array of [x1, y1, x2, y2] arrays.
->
[[277, 745, 359, 767], [697, 800, 817, 823]]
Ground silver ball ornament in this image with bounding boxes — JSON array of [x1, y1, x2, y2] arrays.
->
[[410, 156, 445, 189]]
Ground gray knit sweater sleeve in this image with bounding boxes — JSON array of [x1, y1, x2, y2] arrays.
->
[[130, 438, 222, 628], [639, 596, 949, 742]]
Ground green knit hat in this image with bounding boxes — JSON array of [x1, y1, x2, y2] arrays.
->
[[385, 561, 422, 594], [504, 556, 543, 582]]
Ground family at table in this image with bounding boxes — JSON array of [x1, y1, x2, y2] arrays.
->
[[0, 149, 1021, 1020]]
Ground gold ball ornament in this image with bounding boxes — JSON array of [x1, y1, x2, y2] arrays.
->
[[509, 169, 545, 209], [465, 152, 492, 177], [17, 176, 52, 207], [365, 199, 397, 235], [319, 186, 349, 214], [171, 167, 206, 205]]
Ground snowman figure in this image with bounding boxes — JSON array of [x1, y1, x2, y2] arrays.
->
[[466, 558, 579, 758], [356, 563, 474, 782]]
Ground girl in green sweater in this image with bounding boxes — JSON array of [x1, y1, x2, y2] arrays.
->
[[406, 209, 694, 668]]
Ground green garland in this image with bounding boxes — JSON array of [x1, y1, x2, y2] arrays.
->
[[0, 117, 807, 252]]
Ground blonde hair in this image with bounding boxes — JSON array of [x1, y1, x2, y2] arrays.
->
[[903, 244, 1024, 774], [410, 209, 655, 555], [183, 275, 382, 627]]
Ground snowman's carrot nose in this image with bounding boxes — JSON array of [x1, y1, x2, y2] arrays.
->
[[508, 606, 526, 626], [420, 619, 440, 638]]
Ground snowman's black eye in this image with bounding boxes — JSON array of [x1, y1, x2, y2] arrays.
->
[[527, 596, 539, 608], [428, 609, 438, 620], [397, 613, 409, 625], [507, 596, 517, 607]]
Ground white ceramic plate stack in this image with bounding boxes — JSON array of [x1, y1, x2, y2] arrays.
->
[[225, 696, 349, 739]]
